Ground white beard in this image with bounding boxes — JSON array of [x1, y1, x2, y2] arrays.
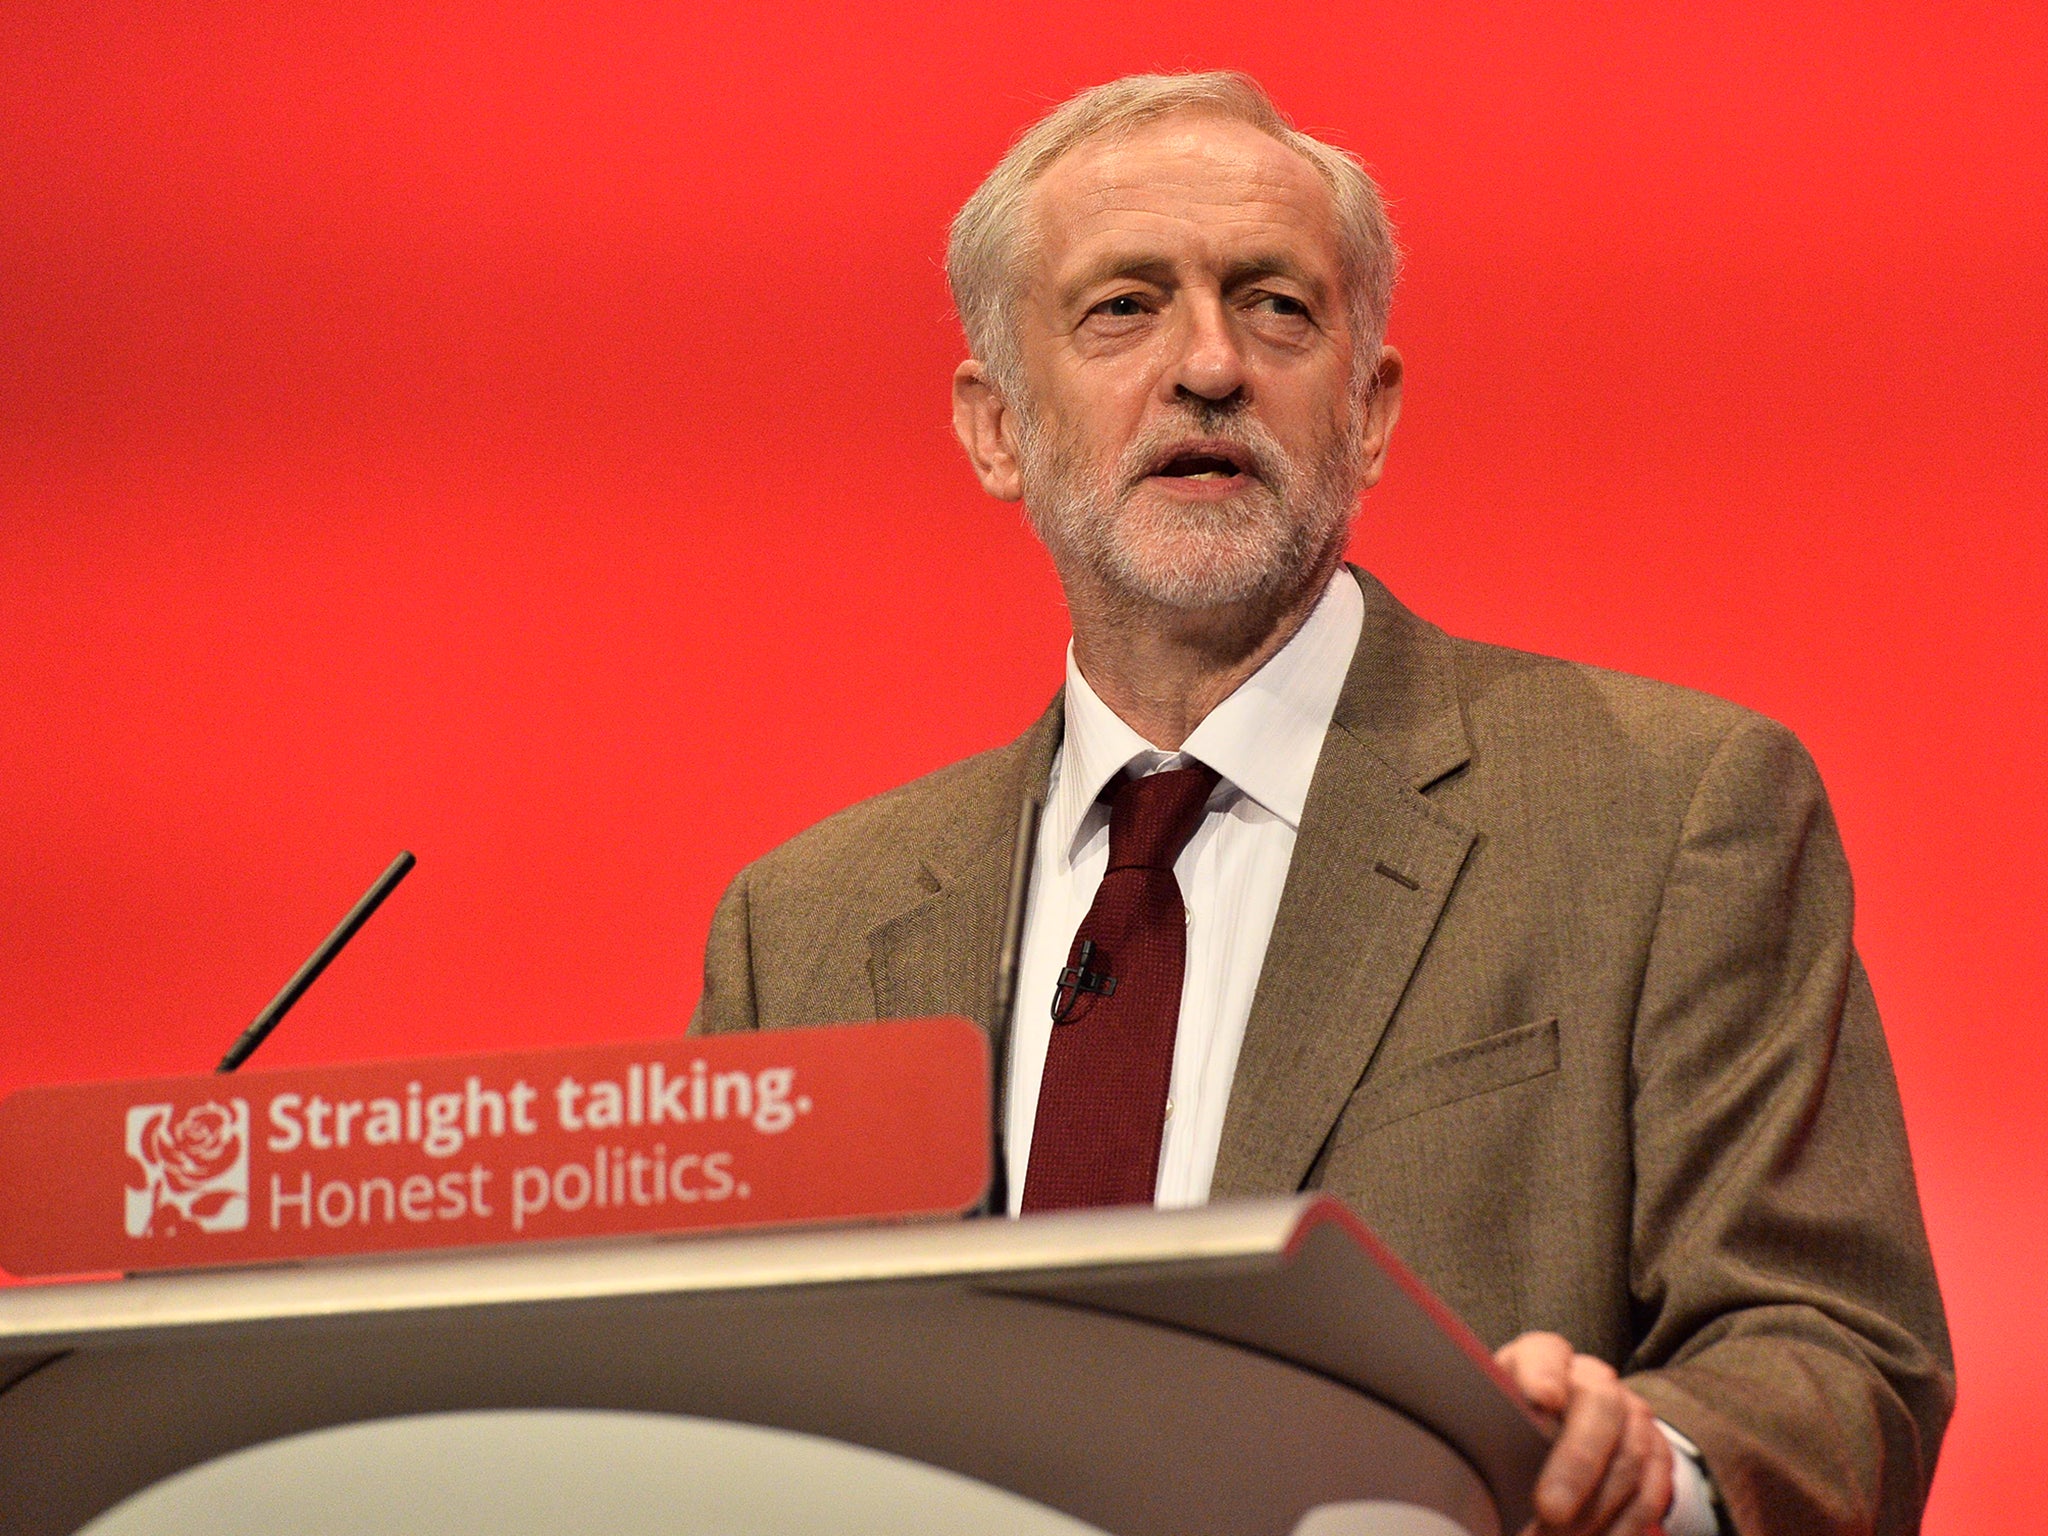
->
[[1015, 399, 1366, 611]]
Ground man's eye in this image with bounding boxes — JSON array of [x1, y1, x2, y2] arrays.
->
[[1256, 294, 1310, 318], [1094, 294, 1147, 318]]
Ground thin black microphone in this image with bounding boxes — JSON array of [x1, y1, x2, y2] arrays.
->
[[982, 793, 1041, 1216], [217, 851, 416, 1072]]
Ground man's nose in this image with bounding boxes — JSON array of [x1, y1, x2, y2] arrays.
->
[[1166, 295, 1247, 405]]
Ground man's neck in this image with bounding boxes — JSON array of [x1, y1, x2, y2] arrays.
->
[[1065, 556, 1343, 751]]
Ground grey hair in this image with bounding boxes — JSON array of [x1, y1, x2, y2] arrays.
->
[[946, 72, 1400, 399]]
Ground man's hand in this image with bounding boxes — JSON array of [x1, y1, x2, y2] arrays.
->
[[1495, 1332, 1674, 1535]]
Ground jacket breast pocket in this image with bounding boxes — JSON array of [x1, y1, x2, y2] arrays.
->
[[1329, 1016, 1561, 1151], [1312, 1016, 1563, 1348]]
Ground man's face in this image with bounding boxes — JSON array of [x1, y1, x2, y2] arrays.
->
[[1002, 112, 1385, 611]]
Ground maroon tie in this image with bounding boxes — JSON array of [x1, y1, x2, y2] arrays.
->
[[1022, 762, 1220, 1212]]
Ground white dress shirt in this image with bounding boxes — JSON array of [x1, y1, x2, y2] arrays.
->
[[1004, 567, 1720, 1536], [1006, 569, 1363, 1213]]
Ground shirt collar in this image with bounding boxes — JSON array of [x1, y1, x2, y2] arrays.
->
[[1048, 569, 1364, 867]]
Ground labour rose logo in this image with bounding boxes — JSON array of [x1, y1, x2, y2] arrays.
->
[[125, 1099, 250, 1237]]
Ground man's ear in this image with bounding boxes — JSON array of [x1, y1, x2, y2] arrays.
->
[[952, 359, 1024, 502], [1355, 346, 1404, 491]]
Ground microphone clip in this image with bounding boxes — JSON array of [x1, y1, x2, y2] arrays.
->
[[1051, 939, 1117, 1024]]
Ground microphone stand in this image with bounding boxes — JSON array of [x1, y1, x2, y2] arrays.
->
[[217, 851, 416, 1072], [982, 793, 1041, 1217]]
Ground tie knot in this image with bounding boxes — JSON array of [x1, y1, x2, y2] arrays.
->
[[1104, 763, 1219, 874]]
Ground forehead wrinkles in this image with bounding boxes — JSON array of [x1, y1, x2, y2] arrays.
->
[[1064, 183, 1321, 248], [1024, 119, 1340, 286]]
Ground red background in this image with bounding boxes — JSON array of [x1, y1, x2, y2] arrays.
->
[[3, 4, 2041, 1524]]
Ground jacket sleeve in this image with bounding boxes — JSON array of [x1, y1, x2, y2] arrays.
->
[[1621, 715, 1954, 1536], [689, 866, 761, 1036]]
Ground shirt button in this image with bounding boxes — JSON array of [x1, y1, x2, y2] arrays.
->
[[1164, 1098, 1176, 1120]]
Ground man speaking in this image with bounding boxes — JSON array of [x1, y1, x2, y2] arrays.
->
[[692, 73, 1951, 1536]]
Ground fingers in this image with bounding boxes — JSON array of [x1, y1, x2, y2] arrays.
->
[[1494, 1330, 1576, 1416], [1493, 1333, 1674, 1535], [1532, 1354, 1626, 1528], [1579, 1388, 1673, 1535]]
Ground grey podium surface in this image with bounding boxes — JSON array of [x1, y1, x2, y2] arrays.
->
[[0, 1196, 1550, 1536]]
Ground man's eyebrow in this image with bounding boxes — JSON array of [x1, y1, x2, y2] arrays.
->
[[1057, 252, 1178, 305], [1220, 253, 1330, 303]]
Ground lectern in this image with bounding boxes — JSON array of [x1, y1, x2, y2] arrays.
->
[[0, 1196, 1549, 1536]]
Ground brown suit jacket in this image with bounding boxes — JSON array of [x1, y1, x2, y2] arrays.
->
[[692, 566, 1954, 1536]]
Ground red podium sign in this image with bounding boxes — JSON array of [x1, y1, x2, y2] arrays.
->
[[0, 1018, 988, 1278]]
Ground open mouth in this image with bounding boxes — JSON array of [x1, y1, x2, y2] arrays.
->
[[1145, 443, 1257, 484]]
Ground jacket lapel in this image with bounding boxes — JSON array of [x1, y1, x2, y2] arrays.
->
[[1212, 569, 1477, 1197], [867, 696, 1063, 1069]]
